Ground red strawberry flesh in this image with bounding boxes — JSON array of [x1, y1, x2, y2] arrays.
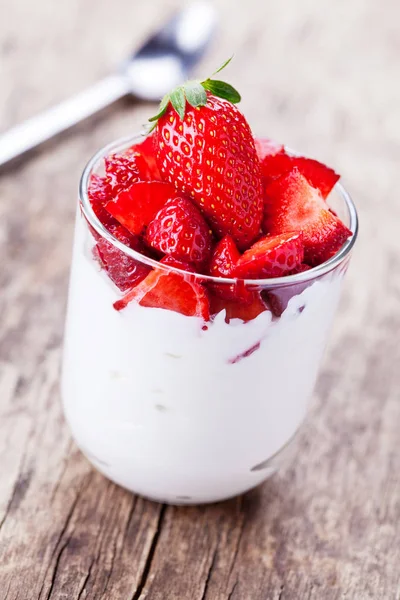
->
[[263, 265, 312, 317], [263, 168, 351, 266], [254, 137, 284, 162], [130, 133, 162, 180], [208, 235, 253, 303], [88, 134, 162, 222], [105, 181, 178, 236], [114, 269, 210, 319], [146, 196, 213, 270], [209, 235, 240, 278], [86, 174, 122, 244], [209, 292, 268, 323], [104, 153, 141, 195], [233, 232, 304, 279], [160, 255, 197, 273], [94, 224, 151, 292], [291, 157, 340, 199], [88, 173, 112, 205], [261, 151, 340, 199], [85, 69, 349, 324]]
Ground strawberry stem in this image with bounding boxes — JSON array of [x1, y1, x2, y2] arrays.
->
[[148, 57, 241, 125]]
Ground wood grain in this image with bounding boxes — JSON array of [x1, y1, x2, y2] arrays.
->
[[1, 0, 400, 598]]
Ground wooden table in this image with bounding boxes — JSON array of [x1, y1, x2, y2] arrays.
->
[[1, 0, 399, 598]]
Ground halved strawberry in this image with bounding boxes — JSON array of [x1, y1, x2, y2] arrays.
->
[[94, 224, 151, 292], [114, 268, 210, 319], [233, 232, 304, 279], [146, 196, 213, 270], [263, 169, 352, 266], [105, 181, 177, 236], [208, 235, 253, 303], [209, 292, 268, 323], [261, 151, 340, 199], [254, 137, 284, 162]]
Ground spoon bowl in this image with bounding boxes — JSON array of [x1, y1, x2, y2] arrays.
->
[[125, 2, 217, 101], [0, 2, 217, 168]]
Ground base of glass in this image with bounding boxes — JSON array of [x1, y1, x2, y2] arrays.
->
[[75, 427, 301, 505]]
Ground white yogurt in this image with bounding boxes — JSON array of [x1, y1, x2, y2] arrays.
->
[[61, 215, 345, 504]]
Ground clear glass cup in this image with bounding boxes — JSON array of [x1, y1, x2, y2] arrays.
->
[[61, 135, 358, 505]]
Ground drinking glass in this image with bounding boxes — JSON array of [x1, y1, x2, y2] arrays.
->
[[61, 135, 358, 504]]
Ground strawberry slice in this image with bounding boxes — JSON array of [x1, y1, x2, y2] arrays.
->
[[263, 168, 352, 266], [146, 196, 213, 270], [113, 268, 210, 319], [94, 224, 151, 292], [88, 160, 141, 234], [86, 174, 120, 239], [104, 153, 142, 195], [209, 292, 268, 323], [291, 157, 340, 198], [208, 236, 253, 303], [88, 173, 112, 205], [89, 135, 161, 208], [260, 152, 292, 184], [261, 151, 340, 199], [254, 137, 284, 162], [233, 232, 304, 279], [209, 235, 240, 278], [160, 255, 197, 272], [105, 181, 177, 236], [87, 174, 151, 290], [129, 133, 162, 180], [264, 264, 312, 317], [105, 133, 163, 187]]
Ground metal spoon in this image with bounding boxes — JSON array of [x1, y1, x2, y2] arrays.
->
[[0, 2, 217, 167]]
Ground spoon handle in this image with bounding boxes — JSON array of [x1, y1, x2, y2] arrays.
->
[[0, 74, 130, 167]]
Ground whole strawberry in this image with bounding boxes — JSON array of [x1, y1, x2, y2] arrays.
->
[[149, 59, 263, 250]]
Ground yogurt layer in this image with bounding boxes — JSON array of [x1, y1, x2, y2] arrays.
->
[[62, 216, 344, 503]]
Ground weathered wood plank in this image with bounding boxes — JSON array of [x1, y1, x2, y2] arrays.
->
[[1, 0, 400, 598]]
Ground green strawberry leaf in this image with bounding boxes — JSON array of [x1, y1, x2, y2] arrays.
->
[[148, 94, 170, 123], [170, 87, 186, 120], [147, 57, 240, 125], [184, 81, 207, 108], [147, 120, 158, 133], [212, 56, 234, 76], [201, 79, 241, 104]]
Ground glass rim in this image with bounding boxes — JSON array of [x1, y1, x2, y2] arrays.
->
[[79, 133, 359, 288]]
